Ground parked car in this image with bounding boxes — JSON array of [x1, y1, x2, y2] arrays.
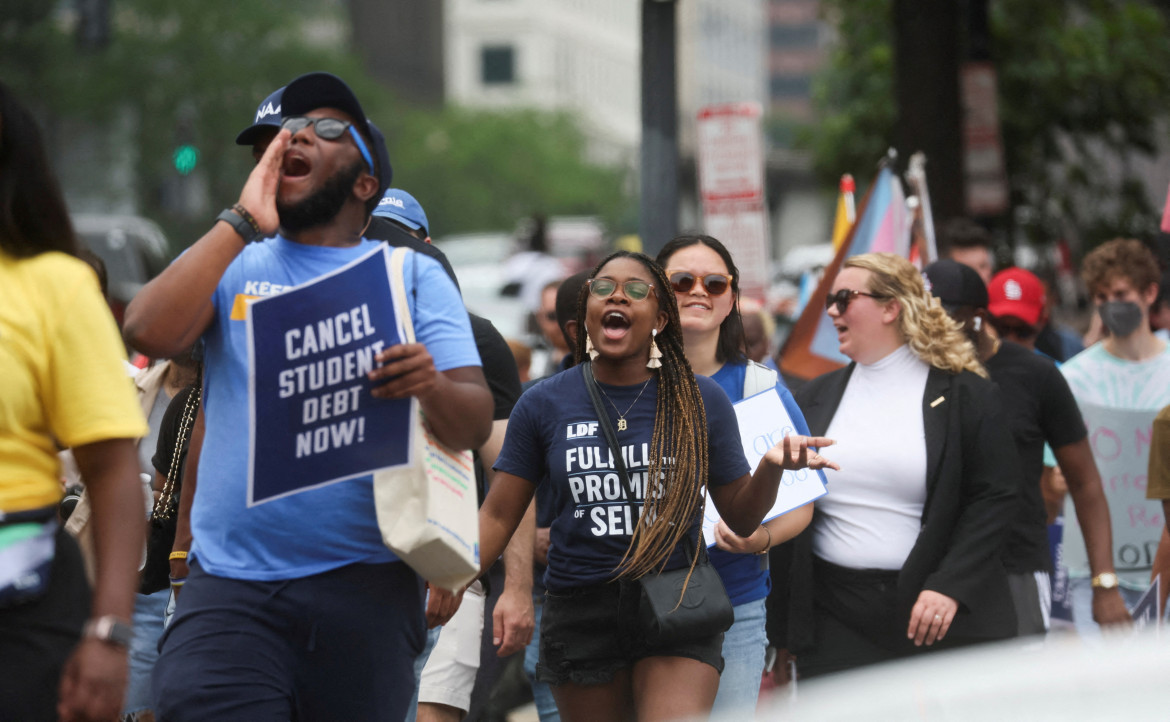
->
[[73, 213, 171, 324]]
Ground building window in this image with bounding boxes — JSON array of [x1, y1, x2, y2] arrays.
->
[[481, 46, 515, 85], [770, 75, 812, 98], [770, 24, 818, 49]]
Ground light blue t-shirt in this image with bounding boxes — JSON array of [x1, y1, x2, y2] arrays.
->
[[192, 237, 480, 581], [707, 362, 812, 606]]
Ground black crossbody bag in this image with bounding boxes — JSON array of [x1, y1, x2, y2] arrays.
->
[[580, 362, 733, 644]]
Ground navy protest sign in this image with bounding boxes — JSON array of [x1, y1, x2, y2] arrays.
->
[[245, 245, 412, 505]]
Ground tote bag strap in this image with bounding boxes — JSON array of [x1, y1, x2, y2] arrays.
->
[[388, 247, 416, 344], [742, 360, 778, 397]]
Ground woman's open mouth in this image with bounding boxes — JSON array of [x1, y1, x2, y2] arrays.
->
[[601, 310, 631, 340]]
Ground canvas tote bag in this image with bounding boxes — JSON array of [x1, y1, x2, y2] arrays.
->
[[373, 247, 480, 591]]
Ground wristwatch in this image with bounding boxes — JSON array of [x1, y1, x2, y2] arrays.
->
[[216, 205, 262, 243], [1090, 572, 1120, 590], [82, 615, 134, 647]]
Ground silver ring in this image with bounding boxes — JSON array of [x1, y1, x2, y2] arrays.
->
[[934, 614, 942, 621]]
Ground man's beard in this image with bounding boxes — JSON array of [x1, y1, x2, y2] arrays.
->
[[277, 159, 364, 233]]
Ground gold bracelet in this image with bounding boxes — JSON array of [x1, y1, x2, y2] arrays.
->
[[169, 551, 189, 561], [756, 525, 772, 555]]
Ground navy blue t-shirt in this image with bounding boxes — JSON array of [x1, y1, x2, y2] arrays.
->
[[494, 365, 750, 592]]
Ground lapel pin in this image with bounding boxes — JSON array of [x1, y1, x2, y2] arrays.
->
[[930, 396, 945, 408]]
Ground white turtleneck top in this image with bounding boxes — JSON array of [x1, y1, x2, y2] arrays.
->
[[812, 344, 930, 570]]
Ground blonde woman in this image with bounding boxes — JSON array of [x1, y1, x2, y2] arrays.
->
[[769, 253, 1020, 678]]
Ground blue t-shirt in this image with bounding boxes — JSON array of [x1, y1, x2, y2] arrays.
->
[[495, 366, 750, 592], [707, 362, 812, 606], [192, 237, 480, 581]]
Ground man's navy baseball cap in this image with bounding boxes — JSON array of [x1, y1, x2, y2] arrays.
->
[[235, 87, 284, 146], [280, 72, 392, 197], [373, 189, 429, 237]]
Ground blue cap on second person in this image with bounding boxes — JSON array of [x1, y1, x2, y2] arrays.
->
[[235, 87, 284, 146], [373, 189, 429, 237]]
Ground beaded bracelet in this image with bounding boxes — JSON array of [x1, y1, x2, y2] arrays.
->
[[231, 203, 261, 236]]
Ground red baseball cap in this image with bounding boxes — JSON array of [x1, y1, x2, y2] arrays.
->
[[988, 268, 1046, 327]]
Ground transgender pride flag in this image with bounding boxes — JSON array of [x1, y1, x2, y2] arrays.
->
[[780, 160, 910, 379]]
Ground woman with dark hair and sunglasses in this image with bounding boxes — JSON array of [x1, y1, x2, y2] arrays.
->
[[769, 252, 1020, 678], [478, 251, 836, 721], [655, 235, 817, 714], [0, 82, 148, 720]]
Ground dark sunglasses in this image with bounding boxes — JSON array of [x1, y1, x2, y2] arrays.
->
[[825, 288, 886, 315], [281, 115, 375, 175], [588, 278, 654, 301], [669, 271, 731, 297]]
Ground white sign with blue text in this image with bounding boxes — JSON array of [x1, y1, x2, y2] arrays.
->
[[701, 388, 828, 546], [245, 245, 413, 506]]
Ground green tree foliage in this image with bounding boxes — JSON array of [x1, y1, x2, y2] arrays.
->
[[798, 0, 896, 189], [2, 0, 367, 245], [799, 0, 1170, 248], [0, 1, 629, 248], [382, 106, 630, 238]]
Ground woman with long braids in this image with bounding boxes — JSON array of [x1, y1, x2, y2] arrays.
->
[[656, 235, 815, 714], [768, 253, 1020, 678], [478, 251, 836, 721]]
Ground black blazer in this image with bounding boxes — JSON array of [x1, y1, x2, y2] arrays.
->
[[768, 363, 1020, 653]]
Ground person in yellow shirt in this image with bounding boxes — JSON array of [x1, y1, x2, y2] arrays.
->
[[0, 81, 148, 721]]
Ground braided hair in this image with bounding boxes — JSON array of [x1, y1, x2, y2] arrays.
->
[[573, 251, 711, 580]]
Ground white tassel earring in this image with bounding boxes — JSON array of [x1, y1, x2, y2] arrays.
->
[[585, 333, 600, 361], [647, 328, 663, 369]]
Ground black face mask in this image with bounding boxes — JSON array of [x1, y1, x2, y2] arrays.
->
[[1099, 300, 1144, 338], [277, 159, 364, 233]]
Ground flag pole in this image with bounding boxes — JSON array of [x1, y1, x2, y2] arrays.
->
[[905, 152, 937, 263], [779, 152, 895, 381]]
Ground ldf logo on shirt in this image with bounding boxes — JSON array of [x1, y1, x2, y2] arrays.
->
[[566, 421, 598, 439]]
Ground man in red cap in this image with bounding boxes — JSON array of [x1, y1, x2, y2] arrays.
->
[[924, 260, 1130, 637], [987, 268, 1047, 350]]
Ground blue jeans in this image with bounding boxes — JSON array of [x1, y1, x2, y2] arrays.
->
[[123, 588, 170, 715], [404, 627, 442, 722], [710, 597, 767, 716], [524, 600, 560, 722]]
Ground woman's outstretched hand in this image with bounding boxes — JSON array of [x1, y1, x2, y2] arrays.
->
[[765, 435, 839, 472]]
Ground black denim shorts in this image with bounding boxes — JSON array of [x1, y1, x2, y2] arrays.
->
[[535, 578, 725, 687]]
